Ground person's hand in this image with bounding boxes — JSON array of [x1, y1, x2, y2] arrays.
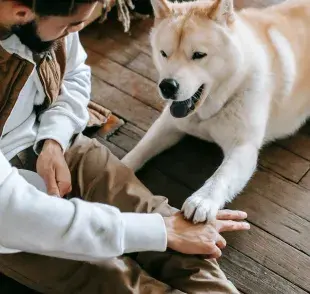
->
[[36, 139, 72, 197], [164, 210, 250, 258]]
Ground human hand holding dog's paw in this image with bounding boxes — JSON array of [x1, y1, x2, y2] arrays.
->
[[164, 210, 250, 257]]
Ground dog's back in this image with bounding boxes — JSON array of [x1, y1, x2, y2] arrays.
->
[[239, 0, 310, 139]]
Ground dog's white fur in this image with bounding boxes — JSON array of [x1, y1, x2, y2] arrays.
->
[[122, 0, 310, 222]]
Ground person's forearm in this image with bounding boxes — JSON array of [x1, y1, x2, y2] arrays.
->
[[34, 33, 91, 154], [0, 155, 167, 260]]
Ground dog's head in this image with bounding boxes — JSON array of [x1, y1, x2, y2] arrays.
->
[[150, 0, 243, 118]]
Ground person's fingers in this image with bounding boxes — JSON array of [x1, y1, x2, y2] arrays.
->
[[217, 220, 250, 233], [55, 164, 72, 197], [216, 234, 227, 249], [216, 210, 247, 220], [207, 244, 222, 259], [57, 181, 72, 197], [43, 170, 60, 196]]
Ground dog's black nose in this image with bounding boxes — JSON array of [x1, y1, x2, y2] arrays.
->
[[159, 79, 179, 99]]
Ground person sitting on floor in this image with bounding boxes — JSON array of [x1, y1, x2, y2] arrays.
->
[[0, 0, 249, 293]]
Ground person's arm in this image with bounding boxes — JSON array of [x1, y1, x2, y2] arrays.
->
[[0, 152, 167, 261], [34, 32, 90, 196], [34, 32, 90, 154], [0, 153, 250, 261]]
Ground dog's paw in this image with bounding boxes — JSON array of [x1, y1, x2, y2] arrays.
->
[[181, 194, 221, 223]]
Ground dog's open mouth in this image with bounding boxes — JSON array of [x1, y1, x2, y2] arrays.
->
[[170, 85, 205, 118]]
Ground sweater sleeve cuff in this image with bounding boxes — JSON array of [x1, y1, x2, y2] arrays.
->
[[122, 213, 167, 253], [33, 114, 76, 154]]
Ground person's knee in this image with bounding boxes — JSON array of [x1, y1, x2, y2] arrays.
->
[[84, 142, 111, 171], [67, 135, 111, 171]]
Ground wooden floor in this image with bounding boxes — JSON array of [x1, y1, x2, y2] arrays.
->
[[1, 17, 310, 294], [80, 18, 310, 294]]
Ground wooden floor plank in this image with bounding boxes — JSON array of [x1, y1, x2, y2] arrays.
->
[[80, 27, 139, 66], [91, 76, 160, 131], [126, 52, 158, 82], [121, 122, 146, 139], [259, 145, 310, 182], [299, 170, 310, 190], [219, 246, 307, 294], [224, 226, 310, 292], [128, 19, 153, 51], [277, 133, 310, 161], [130, 18, 154, 37], [229, 190, 310, 255], [86, 49, 164, 111], [109, 131, 138, 152], [104, 19, 152, 56], [109, 125, 142, 151], [246, 170, 310, 222]]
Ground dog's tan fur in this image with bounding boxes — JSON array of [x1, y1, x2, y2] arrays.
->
[[122, 0, 310, 222]]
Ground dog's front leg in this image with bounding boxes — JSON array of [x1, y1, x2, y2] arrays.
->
[[122, 109, 184, 171], [182, 143, 258, 223]]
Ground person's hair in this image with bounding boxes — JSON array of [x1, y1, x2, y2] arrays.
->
[[18, 0, 101, 16]]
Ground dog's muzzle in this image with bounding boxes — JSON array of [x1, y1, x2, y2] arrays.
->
[[159, 79, 179, 100], [170, 85, 205, 118]]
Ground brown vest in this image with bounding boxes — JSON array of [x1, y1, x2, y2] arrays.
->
[[0, 38, 66, 136]]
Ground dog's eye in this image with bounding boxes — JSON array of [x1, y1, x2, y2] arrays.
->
[[160, 50, 168, 58], [192, 52, 207, 60]]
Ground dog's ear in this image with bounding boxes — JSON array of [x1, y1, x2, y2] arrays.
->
[[208, 0, 235, 26], [151, 0, 171, 19]]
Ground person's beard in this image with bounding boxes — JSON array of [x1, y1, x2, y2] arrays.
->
[[11, 20, 57, 54]]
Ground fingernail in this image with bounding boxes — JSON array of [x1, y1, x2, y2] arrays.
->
[[244, 223, 250, 229], [239, 211, 247, 218]]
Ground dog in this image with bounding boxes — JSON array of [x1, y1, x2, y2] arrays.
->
[[122, 0, 310, 223]]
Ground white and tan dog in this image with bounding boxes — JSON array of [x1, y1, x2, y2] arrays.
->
[[122, 0, 310, 222]]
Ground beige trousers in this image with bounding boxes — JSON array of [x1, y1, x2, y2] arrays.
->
[[2, 134, 239, 294]]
